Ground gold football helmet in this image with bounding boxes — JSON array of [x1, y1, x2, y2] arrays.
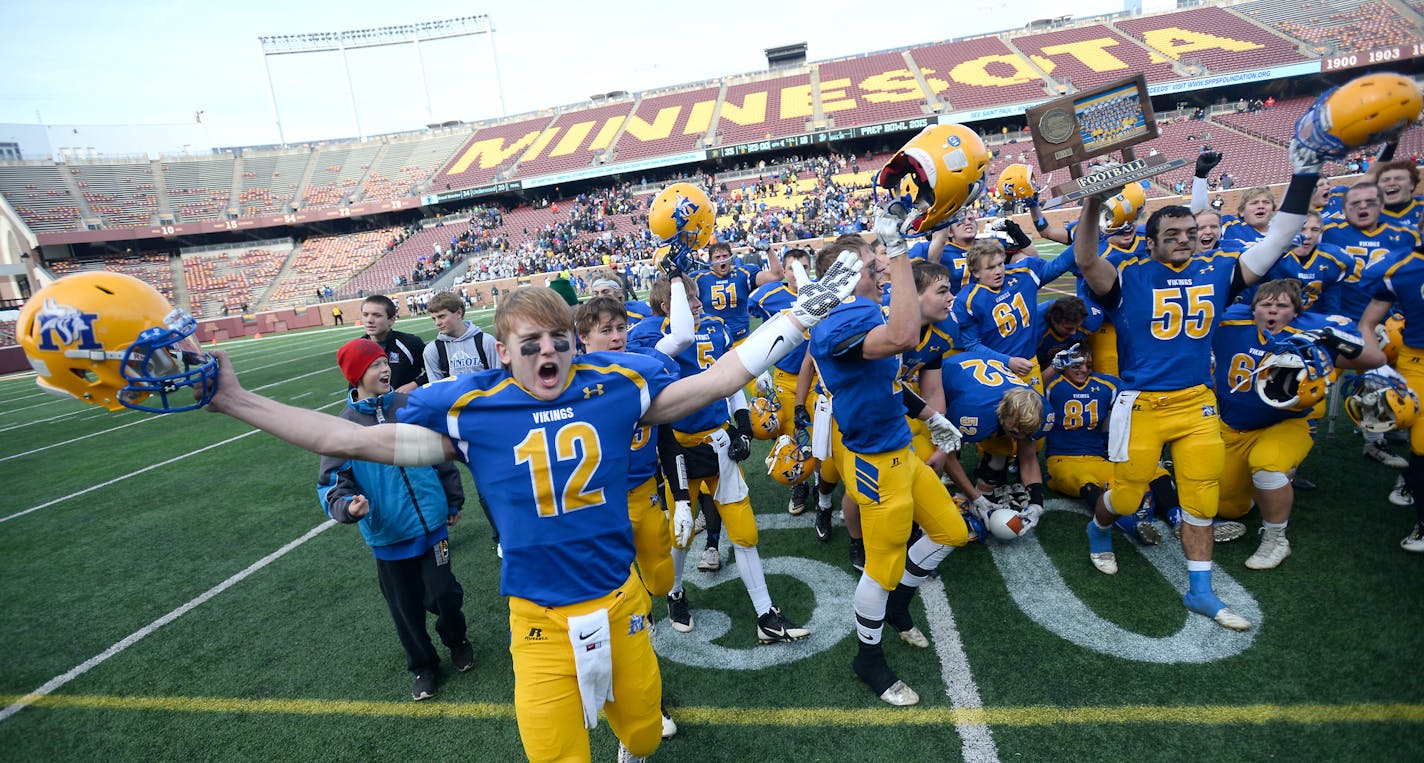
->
[[749, 394, 781, 440], [765, 428, 816, 486], [648, 183, 716, 268], [1295, 72, 1423, 160], [876, 124, 989, 235], [16, 272, 217, 412], [998, 163, 1038, 200], [1100, 182, 1147, 234]]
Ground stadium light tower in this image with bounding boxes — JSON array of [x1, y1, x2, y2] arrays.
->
[[258, 15, 506, 146]]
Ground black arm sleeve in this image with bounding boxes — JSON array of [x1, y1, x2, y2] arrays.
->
[[901, 386, 928, 419], [1003, 220, 1033, 251], [655, 426, 690, 502], [831, 331, 868, 361]]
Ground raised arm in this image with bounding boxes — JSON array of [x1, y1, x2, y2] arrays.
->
[[1074, 196, 1118, 298]]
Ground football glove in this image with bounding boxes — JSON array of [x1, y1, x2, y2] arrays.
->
[[873, 207, 910, 258], [672, 499, 694, 547], [1194, 151, 1222, 179], [925, 412, 963, 453], [727, 426, 752, 462], [1318, 325, 1364, 359], [1021, 503, 1045, 532], [970, 495, 1005, 526], [789, 252, 862, 330], [1289, 137, 1325, 176], [1052, 342, 1085, 370], [659, 255, 683, 280], [794, 404, 812, 430]]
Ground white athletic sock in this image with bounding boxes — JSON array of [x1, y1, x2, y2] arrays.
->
[[1186, 559, 1213, 573], [853, 572, 888, 645], [1263, 520, 1288, 532], [670, 546, 689, 595], [733, 543, 773, 616], [1364, 430, 1385, 444], [901, 535, 952, 586]]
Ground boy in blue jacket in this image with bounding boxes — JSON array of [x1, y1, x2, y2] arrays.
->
[[319, 338, 473, 701]]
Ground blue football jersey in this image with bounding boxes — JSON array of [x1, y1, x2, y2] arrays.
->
[[1372, 251, 1424, 349], [626, 314, 734, 434], [1322, 220, 1421, 320], [1044, 372, 1120, 457], [397, 353, 675, 607], [941, 350, 1039, 443], [1100, 250, 1241, 390], [1034, 298, 1106, 369], [900, 321, 958, 396], [624, 300, 653, 327], [809, 296, 909, 454], [692, 265, 761, 340], [1212, 305, 1342, 431]]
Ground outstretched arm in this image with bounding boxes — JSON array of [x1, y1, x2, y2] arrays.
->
[[205, 351, 457, 465]]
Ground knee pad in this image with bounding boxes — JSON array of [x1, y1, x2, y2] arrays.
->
[[1251, 470, 1290, 491]]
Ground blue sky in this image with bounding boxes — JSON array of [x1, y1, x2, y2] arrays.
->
[[0, 0, 1139, 148]]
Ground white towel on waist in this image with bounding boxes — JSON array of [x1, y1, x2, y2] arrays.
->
[[567, 608, 614, 730], [1107, 390, 1140, 463], [811, 393, 833, 460], [709, 428, 749, 503]]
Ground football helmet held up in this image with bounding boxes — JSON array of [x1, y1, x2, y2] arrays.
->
[[766, 427, 817, 486], [1342, 368, 1420, 433], [998, 163, 1038, 201], [1375, 313, 1405, 365], [1100, 182, 1146, 234], [17, 272, 217, 413], [649, 182, 716, 270], [1295, 72, 1423, 160], [876, 124, 988, 236]]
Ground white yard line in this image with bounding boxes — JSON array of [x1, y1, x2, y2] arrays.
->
[[921, 576, 1000, 763]]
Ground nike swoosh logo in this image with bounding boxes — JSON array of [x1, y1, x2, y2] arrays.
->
[[768, 335, 785, 356], [578, 629, 603, 641]]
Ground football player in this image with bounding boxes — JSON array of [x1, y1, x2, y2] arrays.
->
[[1214, 279, 1380, 568], [154, 248, 862, 761], [748, 247, 816, 514], [1070, 138, 1325, 632], [690, 241, 782, 344], [627, 274, 810, 645], [1322, 181, 1421, 469], [1035, 296, 1104, 385]]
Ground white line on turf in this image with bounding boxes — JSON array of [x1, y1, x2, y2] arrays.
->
[[2, 399, 344, 523], [921, 576, 1000, 763], [0, 519, 337, 724]]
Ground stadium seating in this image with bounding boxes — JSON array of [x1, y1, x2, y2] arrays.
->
[[302, 143, 383, 209], [162, 155, 236, 222], [267, 227, 401, 308], [510, 101, 638, 180], [1116, 6, 1309, 72], [1012, 24, 1179, 92], [431, 114, 556, 189], [1213, 96, 1317, 146], [1233, 0, 1419, 54], [361, 131, 472, 203], [70, 162, 160, 228], [47, 254, 174, 300], [717, 72, 815, 146], [608, 85, 722, 163], [908, 37, 1051, 112], [238, 150, 310, 217], [0, 164, 82, 232], [326, 226, 437, 299], [182, 248, 287, 317], [817, 51, 931, 127]]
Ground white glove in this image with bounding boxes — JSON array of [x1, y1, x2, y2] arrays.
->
[[989, 218, 1010, 232], [789, 251, 863, 329], [755, 371, 775, 398], [1051, 342, 1084, 371], [925, 412, 963, 453], [1289, 137, 1324, 176], [970, 495, 1003, 526], [1375, 324, 1392, 350], [672, 500, 694, 547], [873, 209, 910, 259], [1020, 503, 1045, 532]]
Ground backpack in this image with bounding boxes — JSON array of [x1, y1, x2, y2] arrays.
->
[[434, 329, 491, 378]]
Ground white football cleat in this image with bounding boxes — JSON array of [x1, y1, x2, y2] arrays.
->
[[1090, 551, 1118, 575], [1212, 521, 1247, 543], [878, 680, 920, 707], [1213, 607, 1251, 632], [897, 627, 929, 649], [1245, 527, 1291, 570], [1403, 523, 1424, 553], [661, 708, 677, 739]]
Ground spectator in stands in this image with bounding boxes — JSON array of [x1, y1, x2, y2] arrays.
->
[[361, 295, 427, 393]]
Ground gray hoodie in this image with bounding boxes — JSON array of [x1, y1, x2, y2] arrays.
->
[[423, 320, 502, 382]]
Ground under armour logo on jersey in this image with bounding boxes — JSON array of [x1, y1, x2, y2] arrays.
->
[[1202, 405, 1217, 417], [34, 299, 102, 352], [583, 384, 605, 398], [627, 613, 647, 635]]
